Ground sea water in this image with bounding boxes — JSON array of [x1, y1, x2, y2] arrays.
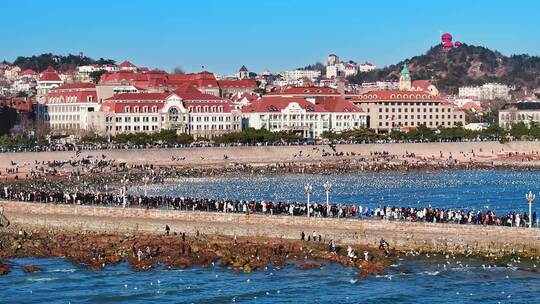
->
[[1, 256, 538, 303]]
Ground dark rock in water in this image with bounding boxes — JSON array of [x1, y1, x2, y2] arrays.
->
[[297, 262, 324, 270], [0, 262, 11, 275], [84, 263, 105, 271], [23, 265, 42, 273]]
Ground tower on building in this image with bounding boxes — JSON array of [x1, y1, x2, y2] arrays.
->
[[399, 64, 411, 91], [238, 65, 249, 79], [327, 54, 339, 66]]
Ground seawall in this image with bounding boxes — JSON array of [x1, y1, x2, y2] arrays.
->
[[1, 201, 539, 256]]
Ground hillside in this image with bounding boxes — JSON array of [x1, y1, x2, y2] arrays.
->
[[8, 53, 115, 73], [348, 44, 540, 95]]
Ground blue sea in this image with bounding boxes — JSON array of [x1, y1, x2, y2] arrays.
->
[[141, 170, 540, 215], [1, 256, 538, 304], [2, 170, 540, 303]]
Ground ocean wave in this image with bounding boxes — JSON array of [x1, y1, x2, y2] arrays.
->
[[49, 268, 77, 273], [27, 277, 60, 282]]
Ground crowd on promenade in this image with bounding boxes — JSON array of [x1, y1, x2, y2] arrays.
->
[[2, 185, 537, 228], [0, 137, 509, 154]]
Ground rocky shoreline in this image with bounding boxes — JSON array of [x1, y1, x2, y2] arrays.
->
[[0, 228, 390, 279]]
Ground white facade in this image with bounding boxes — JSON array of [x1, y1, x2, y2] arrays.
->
[[326, 65, 339, 79], [100, 94, 242, 138], [499, 102, 540, 129], [282, 70, 321, 83], [242, 97, 367, 139], [244, 102, 331, 139], [459, 83, 511, 100], [359, 62, 376, 72]]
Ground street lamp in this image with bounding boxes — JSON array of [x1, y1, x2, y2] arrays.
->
[[304, 183, 313, 217], [323, 181, 332, 217], [120, 175, 129, 208], [142, 175, 150, 197], [525, 190, 535, 228]]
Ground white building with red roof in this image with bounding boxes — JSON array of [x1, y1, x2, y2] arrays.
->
[[37, 67, 64, 104], [44, 83, 100, 131], [351, 90, 465, 132], [242, 96, 366, 138], [99, 86, 241, 138]]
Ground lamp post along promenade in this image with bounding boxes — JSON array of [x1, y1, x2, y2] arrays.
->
[[304, 183, 313, 217], [324, 181, 332, 217], [525, 191, 535, 228], [142, 175, 150, 197]]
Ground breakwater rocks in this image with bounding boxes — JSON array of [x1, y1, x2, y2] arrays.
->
[[0, 231, 389, 278]]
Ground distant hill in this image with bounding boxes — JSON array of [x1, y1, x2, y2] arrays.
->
[[9, 53, 115, 72], [348, 44, 540, 95]]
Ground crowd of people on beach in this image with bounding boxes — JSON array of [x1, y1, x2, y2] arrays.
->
[[0, 137, 511, 154], [2, 185, 536, 228]]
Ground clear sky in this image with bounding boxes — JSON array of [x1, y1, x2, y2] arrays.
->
[[1, 0, 539, 75]]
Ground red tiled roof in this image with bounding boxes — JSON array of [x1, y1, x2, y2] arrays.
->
[[174, 84, 223, 101], [315, 96, 364, 113], [460, 101, 484, 112], [46, 90, 97, 104], [119, 60, 136, 68], [218, 79, 257, 88], [39, 66, 62, 82], [184, 101, 234, 113], [411, 80, 433, 90], [231, 92, 259, 102], [242, 97, 326, 113], [105, 92, 171, 101], [100, 101, 164, 113], [19, 69, 37, 76]]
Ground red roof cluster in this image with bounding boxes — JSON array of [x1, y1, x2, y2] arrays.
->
[[314, 96, 364, 113], [218, 79, 257, 88]]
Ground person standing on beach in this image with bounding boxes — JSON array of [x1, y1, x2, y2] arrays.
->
[[137, 248, 143, 262], [165, 225, 170, 236]]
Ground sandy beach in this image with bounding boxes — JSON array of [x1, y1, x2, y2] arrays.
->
[[2, 141, 540, 181]]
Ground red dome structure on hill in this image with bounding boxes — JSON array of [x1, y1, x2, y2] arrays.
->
[[443, 41, 453, 48], [441, 33, 453, 42], [454, 41, 462, 47]]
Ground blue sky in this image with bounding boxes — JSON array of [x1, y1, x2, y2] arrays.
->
[[1, 0, 539, 74]]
